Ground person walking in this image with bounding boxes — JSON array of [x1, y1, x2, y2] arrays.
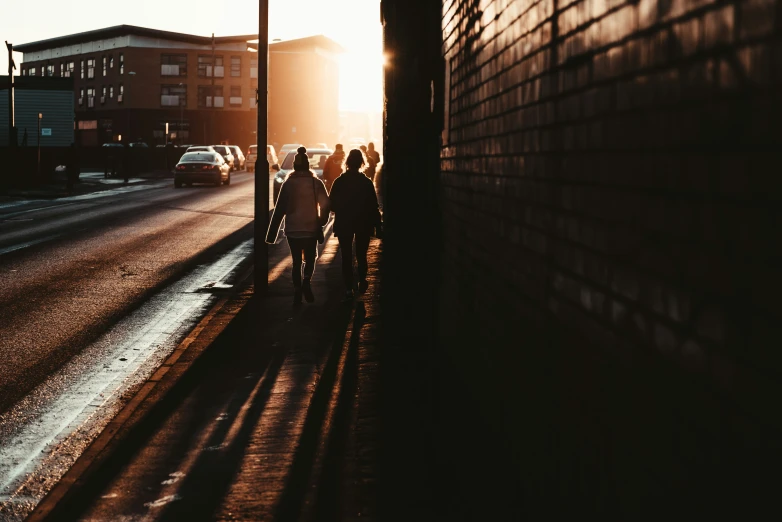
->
[[329, 148, 382, 300], [366, 142, 381, 181], [322, 143, 345, 191], [266, 147, 331, 304]]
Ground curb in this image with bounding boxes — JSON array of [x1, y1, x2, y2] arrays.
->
[[27, 263, 256, 522]]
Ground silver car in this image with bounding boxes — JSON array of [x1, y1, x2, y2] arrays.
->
[[211, 145, 236, 171], [273, 148, 332, 203]]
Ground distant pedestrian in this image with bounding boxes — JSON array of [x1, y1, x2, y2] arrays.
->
[[266, 147, 331, 304], [329, 149, 382, 300], [366, 142, 381, 182], [322, 143, 345, 191], [65, 143, 79, 193]]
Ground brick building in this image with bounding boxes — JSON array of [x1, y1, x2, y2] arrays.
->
[[380, 0, 782, 519], [15, 26, 341, 151]]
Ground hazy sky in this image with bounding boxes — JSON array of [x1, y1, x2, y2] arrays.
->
[[1, 0, 383, 112]]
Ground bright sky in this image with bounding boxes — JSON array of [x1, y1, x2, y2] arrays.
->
[[1, 0, 383, 113]]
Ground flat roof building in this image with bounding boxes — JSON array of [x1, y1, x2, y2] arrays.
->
[[15, 26, 342, 151]]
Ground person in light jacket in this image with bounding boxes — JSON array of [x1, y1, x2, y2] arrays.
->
[[329, 148, 382, 300], [266, 147, 331, 304]]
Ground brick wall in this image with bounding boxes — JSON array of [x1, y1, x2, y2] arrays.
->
[[434, 0, 782, 517]]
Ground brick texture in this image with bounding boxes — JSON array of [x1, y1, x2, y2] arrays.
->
[[434, 0, 782, 517]]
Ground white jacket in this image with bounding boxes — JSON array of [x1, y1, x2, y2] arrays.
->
[[267, 170, 330, 240]]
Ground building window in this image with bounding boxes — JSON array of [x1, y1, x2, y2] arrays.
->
[[87, 58, 95, 79], [198, 85, 223, 107], [102, 86, 107, 103], [29, 66, 36, 76], [110, 55, 114, 69], [40, 66, 45, 76], [119, 83, 124, 102], [230, 85, 241, 106], [86, 87, 96, 108], [120, 53, 124, 75], [161, 54, 187, 76], [79, 88, 84, 105], [198, 55, 224, 77], [109, 85, 114, 98], [102, 56, 107, 76], [60, 63, 64, 76], [161, 84, 187, 107], [22, 68, 26, 76], [65, 61, 75, 77], [230, 56, 241, 77], [80, 60, 84, 79], [46, 64, 54, 76], [250, 58, 257, 79]]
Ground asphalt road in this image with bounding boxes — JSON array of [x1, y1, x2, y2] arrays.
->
[[0, 172, 267, 413], [0, 171, 275, 519]]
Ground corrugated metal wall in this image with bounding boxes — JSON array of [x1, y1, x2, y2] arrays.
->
[[0, 89, 74, 147]]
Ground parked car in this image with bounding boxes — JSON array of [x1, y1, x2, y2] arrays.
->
[[310, 142, 328, 149], [273, 147, 332, 203], [246, 144, 278, 173], [211, 145, 236, 171], [174, 151, 231, 187], [227, 145, 246, 170]]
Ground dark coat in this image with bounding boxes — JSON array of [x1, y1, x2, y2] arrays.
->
[[329, 170, 381, 238]]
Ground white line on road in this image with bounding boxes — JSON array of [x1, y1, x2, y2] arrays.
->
[[0, 239, 253, 517]]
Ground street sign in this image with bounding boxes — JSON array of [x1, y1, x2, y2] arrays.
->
[[41, 128, 52, 136]]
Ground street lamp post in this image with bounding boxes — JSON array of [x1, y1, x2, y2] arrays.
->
[[6, 41, 16, 149], [255, 0, 270, 293], [127, 71, 136, 140], [37, 113, 42, 178], [178, 82, 185, 145]]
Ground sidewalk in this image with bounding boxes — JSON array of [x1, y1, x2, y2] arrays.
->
[[31, 232, 395, 521], [0, 169, 172, 200]]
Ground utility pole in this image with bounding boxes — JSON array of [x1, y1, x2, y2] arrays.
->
[[211, 33, 215, 145], [37, 113, 41, 178], [255, 0, 270, 293], [5, 41, 16, 148]]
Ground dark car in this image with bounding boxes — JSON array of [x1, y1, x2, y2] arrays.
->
[[273, 147, 332, 203], [211, 145, 236, 171], [228, 145, 246, 170], [174, 151, 231, 187]]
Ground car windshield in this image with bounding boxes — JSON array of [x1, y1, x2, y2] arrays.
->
[[249, 146, 257, 154], [188, 147, 210, 152], [181, 152, 216, 162], [213, 146, 230, 155], [281, 151, 331, 171]]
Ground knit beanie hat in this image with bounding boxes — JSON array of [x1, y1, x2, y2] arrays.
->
[[293, 146, 309, 170]]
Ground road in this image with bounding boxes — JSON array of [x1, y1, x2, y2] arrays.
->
[[0, 171, 274, 519]]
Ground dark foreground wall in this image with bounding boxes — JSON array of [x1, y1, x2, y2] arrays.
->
[[384, 0, 782, 519]]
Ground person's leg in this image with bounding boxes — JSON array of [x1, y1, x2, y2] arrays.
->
[[287, 238, 304, 291], [301, 238, 318, 302], [355, 233, 371, 292], [338, 233, 355, 293]]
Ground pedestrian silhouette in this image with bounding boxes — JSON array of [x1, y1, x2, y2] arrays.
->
[[322, 143, 345, 192], [266, 146, 331, 305], [328, 148, 382, 300], [366, 142, 381, 182]]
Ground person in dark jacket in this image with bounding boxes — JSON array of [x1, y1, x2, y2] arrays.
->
[[322, 143, 345, 191], [266, 147, 331, 304], [366, 142, 381, 181], [329, 148, 382, 299]]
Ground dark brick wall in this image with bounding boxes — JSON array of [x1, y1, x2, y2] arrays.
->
[[426, 0, 782, 518]]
